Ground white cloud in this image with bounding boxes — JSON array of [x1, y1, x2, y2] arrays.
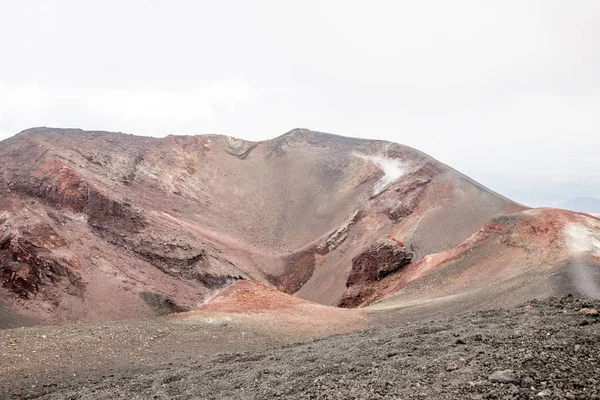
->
[[0, 80, 257, 137], [0, 81, 51, 139], [0, 81, 49, 117], [86, 80, 256, 124]]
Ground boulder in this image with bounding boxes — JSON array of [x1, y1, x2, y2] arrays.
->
[[346, 238, 412, 287]]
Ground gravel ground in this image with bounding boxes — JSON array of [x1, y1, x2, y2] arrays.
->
[[2, 296, 599, 399]]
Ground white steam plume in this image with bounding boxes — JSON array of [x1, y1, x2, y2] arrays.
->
[[355, 153, 406, 195]]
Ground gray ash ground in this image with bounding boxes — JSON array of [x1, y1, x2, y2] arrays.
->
[[3, 296, 600, 399]]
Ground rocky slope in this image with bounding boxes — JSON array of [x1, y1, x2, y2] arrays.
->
[[1, 296, 598, 399], [350, 208, 600, 315], [0, 127, 598, 327]]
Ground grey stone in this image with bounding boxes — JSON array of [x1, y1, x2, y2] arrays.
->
[[489, 370, 519, 384]]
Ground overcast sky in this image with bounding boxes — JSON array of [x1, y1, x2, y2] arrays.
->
[[1, 1, 599, 207]]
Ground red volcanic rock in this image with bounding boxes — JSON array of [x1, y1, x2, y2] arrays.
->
[[347, 238, 412, 286], [0, 228, 84, 300]]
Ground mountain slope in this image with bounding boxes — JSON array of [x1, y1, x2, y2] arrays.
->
[[0, 127, 593, 327], [358, 208, 600, 319]]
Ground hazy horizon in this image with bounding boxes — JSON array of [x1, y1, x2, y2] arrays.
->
[[1, 1, 599, 210]]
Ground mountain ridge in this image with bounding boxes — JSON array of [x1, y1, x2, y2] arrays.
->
[[0, 127, 597, 327]]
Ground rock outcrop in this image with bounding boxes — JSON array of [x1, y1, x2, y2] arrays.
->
[[347, 238, 413, 286], [338, 238, 412, 308], [0, 224, 84, 300]]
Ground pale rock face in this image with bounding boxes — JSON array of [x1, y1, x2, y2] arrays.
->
[[564, 221, 600, 257]]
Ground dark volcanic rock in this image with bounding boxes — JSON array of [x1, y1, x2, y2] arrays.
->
[[387, 177, 430, 221], [338, 238, 412, 308], [268, 247, 317, 294], [346, 238, 412, 286], [139, 291, 189, 315]]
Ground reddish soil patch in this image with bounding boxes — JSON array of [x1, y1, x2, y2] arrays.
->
[[197, 280, 309, 313], [183, 280, 368, 337]]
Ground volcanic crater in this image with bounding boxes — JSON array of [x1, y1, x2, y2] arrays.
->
[[1, 127, 599, 327], [2, 127, 600, 399]]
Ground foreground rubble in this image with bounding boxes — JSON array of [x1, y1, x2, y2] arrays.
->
[[2, 296, 598, 399]]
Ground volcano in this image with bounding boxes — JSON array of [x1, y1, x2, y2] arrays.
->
[[1, 127, 599, 327]]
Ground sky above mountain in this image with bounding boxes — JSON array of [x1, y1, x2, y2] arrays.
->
[[1, 0, 599, 208]]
